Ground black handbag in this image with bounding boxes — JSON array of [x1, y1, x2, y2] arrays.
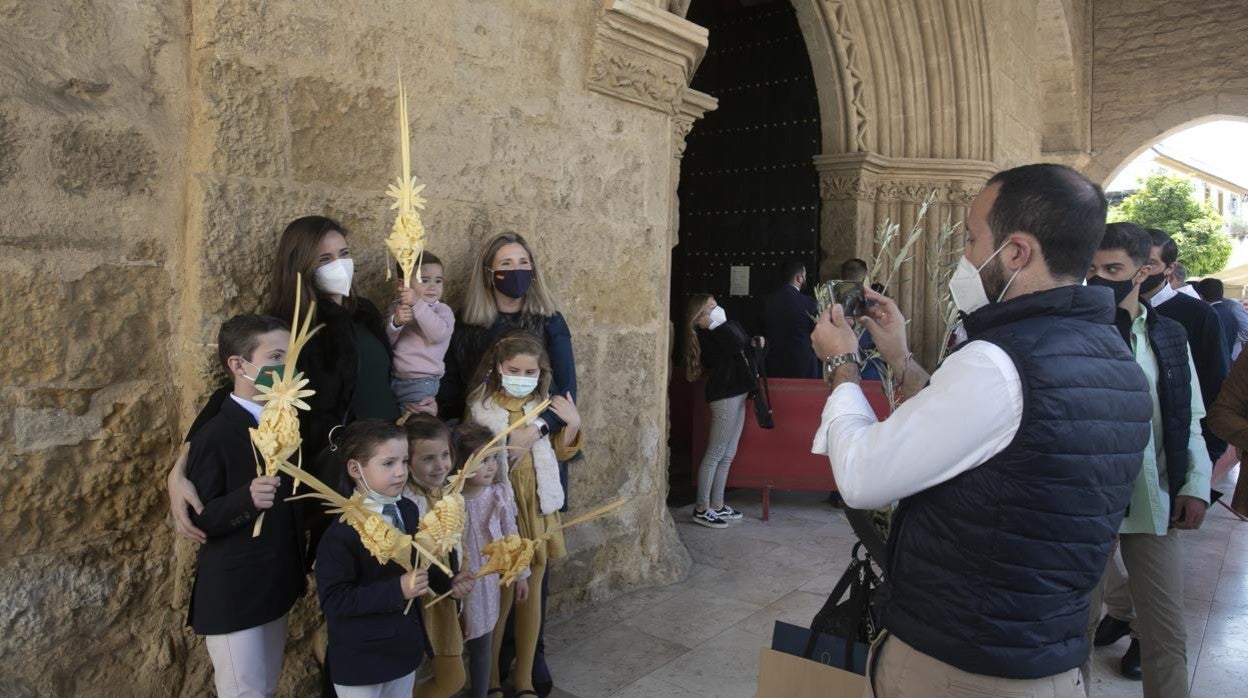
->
[[743, 345, 774, 429], [804, 543, 882, 673]]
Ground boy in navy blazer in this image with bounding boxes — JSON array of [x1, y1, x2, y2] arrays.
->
[[316, 419, 453, 698], [187, 314, 307, 698]]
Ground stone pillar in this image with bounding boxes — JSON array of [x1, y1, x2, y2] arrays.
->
[[815, 152, 998, 364]]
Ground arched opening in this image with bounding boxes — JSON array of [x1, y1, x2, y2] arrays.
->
[[1036, 0, 1086, 158], [1105, 118, 1248, 289], [667, 0, 823, 504]]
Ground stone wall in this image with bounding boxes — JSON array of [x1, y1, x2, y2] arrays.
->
[[1, 0, 697, 694], [1084, 0, 1248, 184], [984, 0, 1043, 170]]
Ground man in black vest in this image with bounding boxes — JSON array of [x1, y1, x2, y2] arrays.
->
[[1083, 222, 1211, 697], [762, 260, 820, 378], [810, 164, 1152, 696]]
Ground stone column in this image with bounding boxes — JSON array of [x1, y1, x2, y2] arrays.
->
[[815, 152, 998, 364]]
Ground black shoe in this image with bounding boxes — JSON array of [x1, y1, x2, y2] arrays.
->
[[1120, 638, 1142, 681], [826, 491, 844, 509], [1094, 614, 1132, 647]]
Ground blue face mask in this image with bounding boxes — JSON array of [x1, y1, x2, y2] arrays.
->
[[500, 374, 539, 399], [491, 268, 533, 299]]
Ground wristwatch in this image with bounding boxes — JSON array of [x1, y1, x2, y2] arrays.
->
[[823, 352, 863, 377], [533, 418, 550, 438]]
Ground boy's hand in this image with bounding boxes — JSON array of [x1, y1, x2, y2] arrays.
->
[[550, 393, 580, 434], [249, 476, 280, 511], [450, 572, 476, 599], [398, 286, 418, 307], [402, 569, 430, 599], [515, 578, 530, 603]]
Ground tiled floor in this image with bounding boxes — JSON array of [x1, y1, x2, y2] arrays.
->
[[539, 468, 1248, 698]]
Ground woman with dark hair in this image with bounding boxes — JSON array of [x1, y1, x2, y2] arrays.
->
[[168, 215, 400, 541]]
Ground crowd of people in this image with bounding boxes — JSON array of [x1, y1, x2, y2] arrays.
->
[[166, 163, 1248, 698], [166, 218, 580, 698]]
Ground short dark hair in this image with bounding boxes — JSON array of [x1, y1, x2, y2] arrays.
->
[[840, 258, 868, 281], [452, 421, 496, 470], [395, 251, 444, 279], [1145, 228, 1179, 266], [781, 260, 806, 282], [339, 418, 406, 469], [1099, 222, 1152, 268], [1195, 277, 1225, 301], [217, 314, 288, 375], [985, 164, 1108, 281], [403, 413, 452, 450], [1173, 261, 1188, 282]]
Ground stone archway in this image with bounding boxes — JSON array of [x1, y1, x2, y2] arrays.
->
[[1089, 103, 1248, 187]]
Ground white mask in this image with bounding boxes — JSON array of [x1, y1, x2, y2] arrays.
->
[[707, 306, 727, 330], [315, 258, 354, 297], [948, 242, 1019, 314], [352, 464, 401, 505], [501, 374, 539, 399]]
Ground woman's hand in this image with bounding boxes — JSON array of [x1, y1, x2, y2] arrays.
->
[[402, 398, 438, 417], [515, 578, 530, 603], [858, 288, 910, 366], [508, 425, 540, 462], [167, 443, 207, 544], [549, 393, 580, 435]]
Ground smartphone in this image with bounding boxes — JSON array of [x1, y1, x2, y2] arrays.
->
[[817, 280, 866, 317]]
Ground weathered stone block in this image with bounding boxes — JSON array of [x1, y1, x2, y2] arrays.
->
[[289, 76, 392, 190], [199, 57, 290, 178], [51, 125, 157, 196]]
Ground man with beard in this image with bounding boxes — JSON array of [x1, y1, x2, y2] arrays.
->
[[810, 164, 1152, 697]]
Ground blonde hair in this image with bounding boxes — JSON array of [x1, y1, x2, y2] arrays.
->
[[461, 232, 558, 327], [468, 331, 554, 405], [684, 293, 712, 382]]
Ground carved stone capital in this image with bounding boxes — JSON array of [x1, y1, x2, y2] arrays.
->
[[673, 88, 717, 158], [813, 151, 998, 205], [587, 0, 709, 115]]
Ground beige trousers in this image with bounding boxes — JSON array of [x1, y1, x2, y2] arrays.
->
[[1081, 529, 1188, 698], [864, 632, 1084, 698]]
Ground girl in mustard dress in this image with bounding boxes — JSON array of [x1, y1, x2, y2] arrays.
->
[[467, 331, 582, 697]]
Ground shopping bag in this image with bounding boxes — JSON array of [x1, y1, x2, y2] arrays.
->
[[771, 620, 869, 674], [757, 647, 865, 698]]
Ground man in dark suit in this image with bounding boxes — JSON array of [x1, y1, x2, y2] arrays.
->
[[1140, 229, 1230, 463], [1195, 277, 1248, 362], [763, 259, 820, 378]]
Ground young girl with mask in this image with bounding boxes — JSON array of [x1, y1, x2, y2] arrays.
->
[[315, 419, 452, 698], [466, 332, 581, 698], [401, 414, 476, 698], [388, 253, 455, 415], [453, 422, 531, 698], [685, 294, 757, 528]]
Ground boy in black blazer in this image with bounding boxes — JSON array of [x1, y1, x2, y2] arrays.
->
[[316, 419, 453, 698], [187, 314, 306, 698]]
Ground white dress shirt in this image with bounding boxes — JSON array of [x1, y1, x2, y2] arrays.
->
[[1150, 282, 1178, 308], [810, 341, 1024, 510]]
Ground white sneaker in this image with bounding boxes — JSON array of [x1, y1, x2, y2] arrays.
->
[[712, 505, 744, 521], [693, 508, 728, 529]]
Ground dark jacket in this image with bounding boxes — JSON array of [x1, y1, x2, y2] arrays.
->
[[1153, 292, 1230, 461], [315, 497, 453, 687], [882, 286, 1152, 680], [762, 285, 820, 378], [186, 398, 307, 636], [439, 311, 576, 431], [1116, 303, 1200, 507], [1211, 300, 1240, 361], [696, 320, 756, 402]]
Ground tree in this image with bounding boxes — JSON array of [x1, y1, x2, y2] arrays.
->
[[1109, 172, 1232, 275]]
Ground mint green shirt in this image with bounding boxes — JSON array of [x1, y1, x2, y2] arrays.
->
[[1121, 305, 1213, 535]]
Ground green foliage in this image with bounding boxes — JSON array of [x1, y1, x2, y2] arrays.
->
[[1109, 173, 1232, 275]]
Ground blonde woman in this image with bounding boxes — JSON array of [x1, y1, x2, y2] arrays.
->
[[437, 231, 573, 696], [685, 294, 759, 528]]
